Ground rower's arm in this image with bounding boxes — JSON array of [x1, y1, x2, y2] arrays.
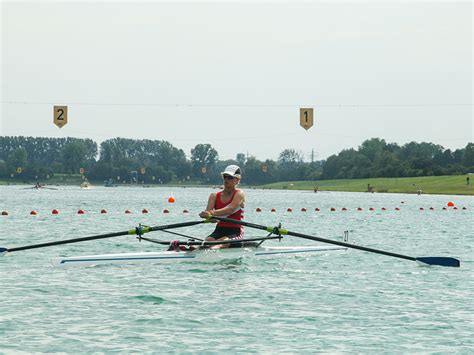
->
[[199, 193, 217, 218]]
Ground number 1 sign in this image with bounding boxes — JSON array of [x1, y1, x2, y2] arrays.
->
[[299, 108, 314, 130]]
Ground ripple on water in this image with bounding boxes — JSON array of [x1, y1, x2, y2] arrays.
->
[[130, 295, 167, 304]]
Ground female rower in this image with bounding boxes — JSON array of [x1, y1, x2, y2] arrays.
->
[[199, 165, 245, 249]]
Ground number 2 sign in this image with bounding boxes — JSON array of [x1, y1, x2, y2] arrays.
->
[[54, 106, 68, 128]]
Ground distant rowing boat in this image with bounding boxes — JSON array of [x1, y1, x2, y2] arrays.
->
[[24, 184, 58, 190], [51, 245, 346, 267]]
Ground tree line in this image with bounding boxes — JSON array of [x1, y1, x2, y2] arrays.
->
[[0, 136, 472, 184]]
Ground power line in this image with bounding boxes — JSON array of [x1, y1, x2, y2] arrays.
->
[[1, 101, 472, 108]]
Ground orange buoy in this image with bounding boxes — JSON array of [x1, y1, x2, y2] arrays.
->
[[315, 208, 320, 212], [1, 211, 8, 216], [301, 208, 307, 212], [447, 201, 455, 207], [163, 209, 170, 214], [52, 209, 59, 215], [271, 208, 276, 212], [256, 208, 262, 212], [125, 209, 132, 214], [77, 209, 85, 214], [168, 196, 175, 203], [287, 208, 293, 212], [30, 210, 38, 215], [142, 208, 149, 214], [100, 209, 107, 214]]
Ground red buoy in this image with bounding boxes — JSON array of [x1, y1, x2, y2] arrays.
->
[[369, 207, 375, 211], [142, 208, 149, 214], [395, 207, 400, 211], [357, 207, 363, 211], [315, 208, 320, 212], [330, 207, 336, 211], [381, 207, 386, 211], [271, 208, 276, 212], [30, 210, 38, 215], [1, 211, 8, 216], [447, 201, 455, 207], [100, 209, 107, 214], [163, 209, 170, 214], [341, 207, 347, 211], [77, 209, 85, 214], [301, 208, 307, 212], [256, 208, 262, 212], [52, 209, 59, 215], [125, 209, 132, 214], [287, 208, 292, 212], [168, 196, 175, 203]]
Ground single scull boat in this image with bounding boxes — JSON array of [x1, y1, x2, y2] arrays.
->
[[51, 245, 346, 267]]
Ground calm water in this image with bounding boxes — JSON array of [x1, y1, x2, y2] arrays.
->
[[0, 185, 473, 353]]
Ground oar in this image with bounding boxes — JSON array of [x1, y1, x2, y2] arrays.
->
[[0, 220, 207, 255], [210, 217, 460, 268]]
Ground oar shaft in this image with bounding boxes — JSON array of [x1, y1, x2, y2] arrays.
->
[[213, 216, 415, 261], [286, 230, 415, 262], [210, 217, 460, 267], [3, 220, 206, 253], [7, 230, 130, 252]]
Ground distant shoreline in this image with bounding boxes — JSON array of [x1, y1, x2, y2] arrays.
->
[[1, 174, 473, 196]]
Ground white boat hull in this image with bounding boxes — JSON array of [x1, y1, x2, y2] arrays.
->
[[51, 245, 346, 267]]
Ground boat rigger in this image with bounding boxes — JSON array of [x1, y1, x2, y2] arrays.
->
[[0, 218, 461, 268]]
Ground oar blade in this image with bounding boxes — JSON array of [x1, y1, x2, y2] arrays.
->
[[0, 247, 8, 256], [416, 257, 460, 268]]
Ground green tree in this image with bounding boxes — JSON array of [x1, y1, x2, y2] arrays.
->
[[190, 144, 218, 179], [462, 143, 474, 168], [63, 140, 87, 174]]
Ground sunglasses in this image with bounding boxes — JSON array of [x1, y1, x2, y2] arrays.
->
[[223, 175, 235, 180]]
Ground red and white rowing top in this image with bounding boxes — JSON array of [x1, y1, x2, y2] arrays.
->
[[215, 189, 244, 229]]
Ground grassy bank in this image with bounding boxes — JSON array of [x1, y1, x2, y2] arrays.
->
[[259, 175, 473, 196]]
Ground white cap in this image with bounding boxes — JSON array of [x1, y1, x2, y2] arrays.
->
[[221, 165, 241, 178]]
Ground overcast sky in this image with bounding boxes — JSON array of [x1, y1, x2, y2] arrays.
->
[[1, 1, 472, 161]]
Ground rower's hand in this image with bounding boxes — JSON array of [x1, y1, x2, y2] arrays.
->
[[199, 210, 211, 219]]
